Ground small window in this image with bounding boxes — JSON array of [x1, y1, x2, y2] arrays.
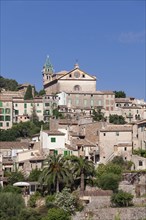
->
[[116, 132, 119, 136], [0, 122, 3, 127], [139, 160, 143, 166], [125, 157, 127, 160], [24, 103, 27, 108], [15, 103, 18, 107], [5, 116, 10, 121], [82, 74, 85, 78], [69, 74, 72, 77], [6, 122, 9, 127], [51, 137, 56, 143], [103, 133, 106, 136], [124, 147, 127, 151]]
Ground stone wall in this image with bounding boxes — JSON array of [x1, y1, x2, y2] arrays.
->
[[72, 196, 146, 220]]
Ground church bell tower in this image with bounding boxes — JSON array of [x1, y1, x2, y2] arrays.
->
[[42, 56, 54, 87]]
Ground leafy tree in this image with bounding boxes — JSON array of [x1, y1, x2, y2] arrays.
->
[[114, 91, 126, 98], [0, 192, 25, 220], [54, 188, 77, 214], [45, 195, 56, 208], [38, 89, 46, 96], [30, 105, 39, 124], [71, 156, 95, 192], [24, 85, 33, 100], [96, 163, 123, 178], [112, 156, 125, 166], [92, 108, 106, 122], [7, 171, 25, 185], [28, 168, 42, 182], [0, 129, 17, 141], [39, 154, 71, 193], [19, 208, 42, 220], [112, 156, 133, 171], [2, 185, 22, 194], [109, 114, 126, 124], [52, 108, 64, 119], [96, 163, 122, 192], [133, 148, 146, 158], [0, 76, 19, 91], [43, 208, 71, 220], [111, 190, 133, 207], [97, 173, 120, 192]]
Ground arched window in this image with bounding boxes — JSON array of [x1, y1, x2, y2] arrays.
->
[[74, 85, 81, 91]]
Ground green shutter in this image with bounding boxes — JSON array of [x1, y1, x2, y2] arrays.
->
[[54, 150, 58, 155]]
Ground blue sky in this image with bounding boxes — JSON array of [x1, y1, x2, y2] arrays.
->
[[1, 0, 145, 100]]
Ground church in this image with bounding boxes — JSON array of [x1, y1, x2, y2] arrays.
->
[[42, 56, 97, 95]]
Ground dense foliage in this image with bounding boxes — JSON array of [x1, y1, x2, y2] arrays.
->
[[0, 76, 19, 91], [133, 148, 146, 158], [92, 108, 106, 122], [0, 192, 25, 220], [39, 154, 72, 193], [0, 120, 49, 141], [114, 91, 126, 98], [43, 208, 71, 220], [95, 163, 122, 192], [24, 85, 33, 100], [109, 114, 126, 124], [111, 190, 133, 207]]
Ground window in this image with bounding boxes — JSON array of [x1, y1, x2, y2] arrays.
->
[[116, 132, 119, 136], [82, 74, 85, 78], [0, 122, 3, 127], [24, 103, 27, 108], [124, 147, 127, 151], [15, 103, 18, 107], [15, 110, 19, 115], [6, 122, 9, 127], [51, 137, 56, 143], [45, 103, 50, 106], [5, 116, 10, 121], [0, 108, 4, 114], [0, 101, 3, 107], [74, 85, 81, 91], [37, 103, 39, 106], [103, 133, 106, 136], [37, 110, 41, 113], [69, 74, 72, 77], [0, 116, 4, 121], [5, 108, 10, 114], [139, 160, 143, 166]]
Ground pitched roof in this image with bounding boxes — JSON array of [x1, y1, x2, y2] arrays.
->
[[43, 130, 65, 135], [0, 142, 30, 149]]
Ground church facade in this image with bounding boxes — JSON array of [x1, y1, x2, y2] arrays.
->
[[42, 56, 96, 95]]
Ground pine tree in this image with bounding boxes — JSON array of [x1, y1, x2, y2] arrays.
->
[[24, 85, 33, 100]]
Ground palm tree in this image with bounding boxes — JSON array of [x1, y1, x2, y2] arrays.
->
[[71, 156, 95, 192], [39, 154, 71, 193]]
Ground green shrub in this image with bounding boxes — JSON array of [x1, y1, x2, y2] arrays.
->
[[98, 173, 120, 192], [111, 190, 133, 207], [43, 208, 71, 220], [0, 192, 25, 220], [45, 194, 55, 208], [2, 185, 22, 194]]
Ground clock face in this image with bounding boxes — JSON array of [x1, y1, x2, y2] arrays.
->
[[74, 71, 80, 78]]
